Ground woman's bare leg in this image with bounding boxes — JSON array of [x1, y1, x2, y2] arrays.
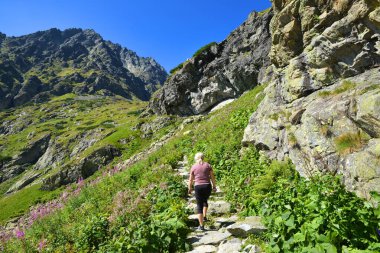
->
[[203, 206, 208, 218], [198, 214, 204, 226]]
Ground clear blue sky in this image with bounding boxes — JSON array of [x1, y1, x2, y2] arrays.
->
[[0, 0, 271, 71]]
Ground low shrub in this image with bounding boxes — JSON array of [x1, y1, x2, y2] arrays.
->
[[169, 62, 184, 75], [262, 175, 380, 252], [192, 42, 217, 58]]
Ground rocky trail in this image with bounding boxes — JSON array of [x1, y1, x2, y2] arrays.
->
[[175, 158, 267, 253]]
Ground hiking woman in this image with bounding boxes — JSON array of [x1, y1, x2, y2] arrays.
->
[[188, 152, 217, 230]]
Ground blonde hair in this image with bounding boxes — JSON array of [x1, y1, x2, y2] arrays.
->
[[194, 152, 204, 164]]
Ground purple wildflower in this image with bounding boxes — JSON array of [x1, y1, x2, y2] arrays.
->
[[77, 177, 84, 187], [376, 227, 380, 237], [15, 228, 25, 239], [38, 239, 47, 251]]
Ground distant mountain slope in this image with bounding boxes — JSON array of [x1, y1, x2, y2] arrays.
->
[[0, 28, 167, 109]]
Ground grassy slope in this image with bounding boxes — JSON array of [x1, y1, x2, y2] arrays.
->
[[2, 84, 267, 252], [0, 95, 178, 224]]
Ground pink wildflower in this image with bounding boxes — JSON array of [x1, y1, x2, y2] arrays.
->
[[77, 177, 84, 187], [38, 239, 47, 251], [15, 228, 25, 239]]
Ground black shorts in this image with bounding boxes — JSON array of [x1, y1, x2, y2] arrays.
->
[[194, 184, 212, 214]]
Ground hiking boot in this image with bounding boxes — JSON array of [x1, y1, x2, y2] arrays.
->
[[203, 216, 208, 222], [196, 225, 205, 231]]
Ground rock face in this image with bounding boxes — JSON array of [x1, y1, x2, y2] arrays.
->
[[268, 0, 380, 102], [0, 28, 167, 109], [42, 145, 121, 190], [0, 133, 51, 183], [147, 10, 273, 116], [243, 0, 380, 198]]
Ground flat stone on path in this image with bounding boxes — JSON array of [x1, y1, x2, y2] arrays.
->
[[214, 215, 239, 228], [189, 201, 231, 215], [187, 245, 217, 253], [226, 216, 266, 237], [217, 238, 242, 253], [188, 230, 231, 246]]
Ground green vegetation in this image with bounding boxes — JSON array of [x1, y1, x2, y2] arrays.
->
[[319, 80, 357, 97], [193, 42, 217, 58], [168, 41, 217, 76], [334, 131, 369, 155], [0, 184, 61, 222], [269, 110, 291, 122], [258, 7, 271, 16], [262, 175, 380, 252], [169, 62, 184, 74], [288, 132, 298, 148]]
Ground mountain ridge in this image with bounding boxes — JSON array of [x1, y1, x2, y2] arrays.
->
[[0, 27, 168, 109]]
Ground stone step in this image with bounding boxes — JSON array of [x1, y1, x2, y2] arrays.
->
[[217, 238, 242, 253], [188, 230, 231, 247], [186, 245, 217, 253], [214, 215, 239, 229], [226, 216, 267, 238], [188, 201, 231, 215]]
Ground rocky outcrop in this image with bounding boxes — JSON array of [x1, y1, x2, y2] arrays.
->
[[243, 67, 380, 198], [0, 28, 167, 109], [268, 0, 380, 103], [0, 133, 50, 183], [42, 145, 121, 190], [12, 133, 51, 165], [147, 10, 273, 116], [242, 0, 380, 198]]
